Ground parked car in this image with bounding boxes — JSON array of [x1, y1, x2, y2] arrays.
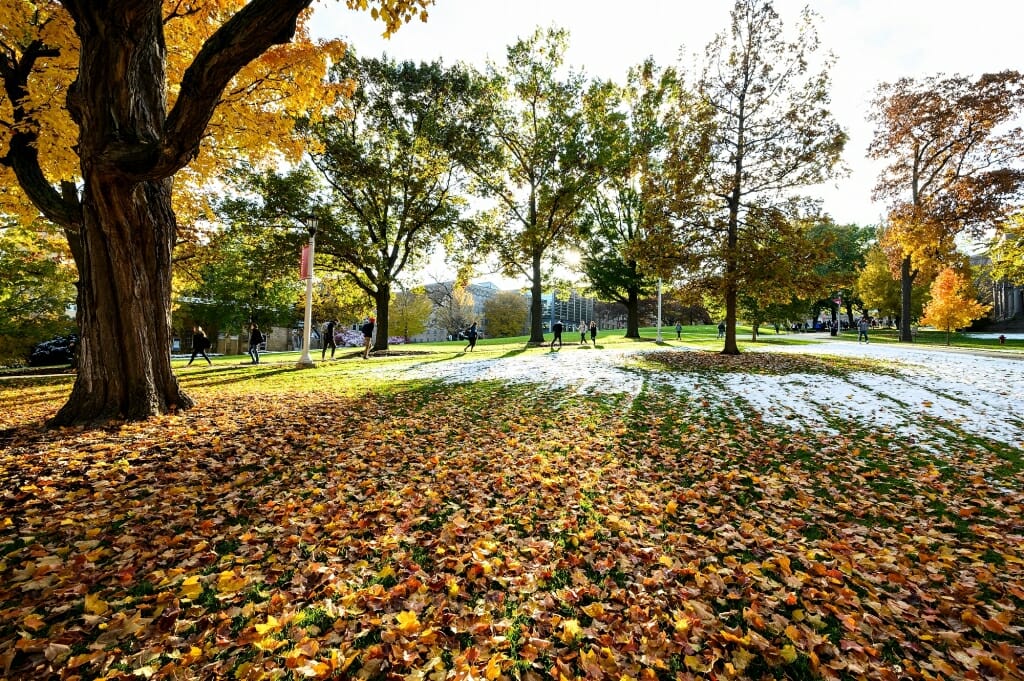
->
[[28, 334, 78, 367]]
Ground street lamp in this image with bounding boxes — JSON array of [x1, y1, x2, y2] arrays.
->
[[297, 214, 318, 368]]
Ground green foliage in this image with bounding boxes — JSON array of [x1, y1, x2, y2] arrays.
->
[[176, 218, 302, 335], [470, 27, 598, 343], [0, 221, 77, 364], [305, 54, 489, 350]]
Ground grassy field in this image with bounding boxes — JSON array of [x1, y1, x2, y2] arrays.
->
[[1, 329, 1022, 680]]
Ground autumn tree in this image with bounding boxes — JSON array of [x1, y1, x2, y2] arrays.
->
[[920, 267, 990, 345], [580, 60, 680, 339], [389, 288, 432, 342], [305, 54, 486, 354], [470, 27, 598, 344], [869, 71, 1024, 342], [0, 0, 429, 424], [734, 206, 829, 340], [989, 212, 1024, 285], [425, 282, 475, 339], [697, 0, 846, 354], [483, 290, 529, 337]]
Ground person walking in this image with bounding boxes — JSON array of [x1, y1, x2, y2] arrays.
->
[[589, 320, 598, 347], [578, 321, 587, 345], [550, 320, 564, 350], [187, 325, 212, 366], [675, 321, 682, 340], [361, 317, 375, 359], [717, 321, 726, 339], [464, 321, 479, 352], [248, 323, 264, 364], [322, 319, 337, 360], [857, 315, 870, 344]]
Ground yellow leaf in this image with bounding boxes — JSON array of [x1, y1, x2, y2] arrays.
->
[[665, 500, 678, 515], [217, 571, 247, 594], [396, 610, 421, 636], [255, 615, 281, 635], [484, 653, 504, 680], [180, 575, 202, 600], [780, 644, 798, 663], [559, 618, 582, 643], [84, 592, 108, 616]]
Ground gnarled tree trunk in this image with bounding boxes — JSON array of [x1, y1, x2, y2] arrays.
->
[[52, 3, 191, 424]]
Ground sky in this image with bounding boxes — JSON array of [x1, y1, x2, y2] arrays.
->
[[309, 0, 1024, 283]]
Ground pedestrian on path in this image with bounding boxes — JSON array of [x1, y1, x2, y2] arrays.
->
[[717, 322, 726, 339], [675, 321, 682, 340], [578, 321, 587, 345], [858, 315, 870, 344], [248, 323, 263, 364], [464, 321, 479, 352], [590, 320, 598, 347], [361, 317, 375, 359], [187, 325, 212, 366], [550, 320, 564, 350], [322, 319, 337, 360]]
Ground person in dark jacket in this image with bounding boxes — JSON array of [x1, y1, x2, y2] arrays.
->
[[550, 320, 564, 349], [361, 317, 375, 359], [464, 321, 479, 352], [187, 325, 212, 366], [248, 323, 263, 364], [322, 319, 337, 360], [589, 320, 598, 347]]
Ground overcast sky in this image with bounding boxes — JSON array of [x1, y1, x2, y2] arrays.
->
[[309, 0, 1022, 283]]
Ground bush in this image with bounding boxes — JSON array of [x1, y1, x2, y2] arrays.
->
[[28, 334, 78, 367]]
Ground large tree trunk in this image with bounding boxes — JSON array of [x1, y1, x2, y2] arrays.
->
[[373, 282, 391, 352], [625, 287, 640, 338], [722, 204, 740, 355], [899, 255, 915, 342], [528, 252, 545, 344], [52, 2, 191, 425]]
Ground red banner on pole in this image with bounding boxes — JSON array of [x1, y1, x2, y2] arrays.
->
[[300, 245, 310, 280]]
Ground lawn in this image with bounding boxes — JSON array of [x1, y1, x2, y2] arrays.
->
[[1, 331, 1021, 680]]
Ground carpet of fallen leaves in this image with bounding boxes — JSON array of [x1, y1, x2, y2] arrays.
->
[[642, 351, 897, 377], [1, 365, 1022, 681]]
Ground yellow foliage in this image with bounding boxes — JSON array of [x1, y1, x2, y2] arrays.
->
[[920, 267, 990, 342], [0, 1, 428, 227]]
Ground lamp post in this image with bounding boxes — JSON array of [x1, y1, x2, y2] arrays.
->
[[297, 215, 318, 368]]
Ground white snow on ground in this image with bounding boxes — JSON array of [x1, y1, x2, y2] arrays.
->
[[388, 338, 1024, 448]]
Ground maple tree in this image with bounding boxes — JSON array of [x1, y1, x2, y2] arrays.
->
[[697, 0, 846, 355], [469, 27, 599, 345], [920, 266, 990, 345], [0, 0, 429, 425], [869, 70, 1024, 342]]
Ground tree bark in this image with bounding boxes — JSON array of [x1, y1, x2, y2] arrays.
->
[[528, 251, 545, 344], [36, 0, 310, 424], [49, 3, 191, 425], [373, 282, 391, 352], [899, 255, 915, 343], [625, 287, 640, 338]]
